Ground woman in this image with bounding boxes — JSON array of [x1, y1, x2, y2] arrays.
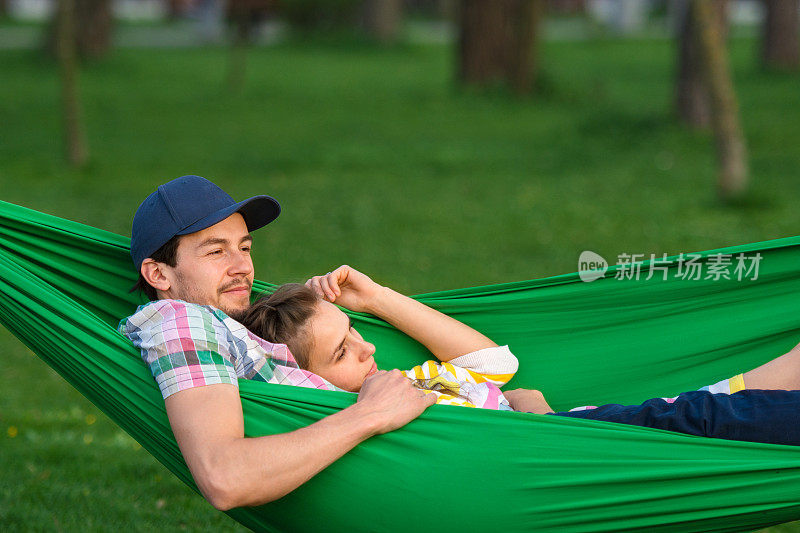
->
[[242, 265, 800, 422], [242, 266, 519, 410]]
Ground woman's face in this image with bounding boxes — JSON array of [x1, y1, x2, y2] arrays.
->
[[305, 300, 378, 392]]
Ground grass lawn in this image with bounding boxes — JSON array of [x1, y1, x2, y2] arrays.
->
[[1, 33, 800, 531]]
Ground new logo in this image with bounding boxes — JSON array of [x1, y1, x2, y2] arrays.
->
[[578, 250, 608, 282]]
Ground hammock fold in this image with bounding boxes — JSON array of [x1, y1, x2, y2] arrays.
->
[[2, 199, 800, 532]]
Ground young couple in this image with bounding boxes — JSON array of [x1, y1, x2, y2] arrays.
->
[[121, 175, 800, 511]]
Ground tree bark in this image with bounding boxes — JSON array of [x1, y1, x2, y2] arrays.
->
[[223, 0, 274, 92], [166, 0, 187, 20], [225, 13, 251, 93], [458, 0, 508, 85], [507, 0, 545, 93], [690, 0, 748, 201], [56, 0, 89, 166], [46, 0, 113, 59], [457, 0, 545, 94], [547, 0, 584, 15], [74, 0, 113, 58], [761, 0, 799, 70], [438, 0, 457, 21], [675, 0, 728, 128], [363, 0, 403, 44]]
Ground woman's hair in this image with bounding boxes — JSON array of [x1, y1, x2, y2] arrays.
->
[[243, 284, 471, 401], [240, 283, 320, 369]]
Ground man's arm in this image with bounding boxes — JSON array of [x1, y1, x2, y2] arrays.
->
[[166, 370, 434, 510], [306, 265, 497, 362]]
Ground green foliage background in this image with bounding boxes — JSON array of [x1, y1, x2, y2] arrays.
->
[[1, 35, 799, 530]]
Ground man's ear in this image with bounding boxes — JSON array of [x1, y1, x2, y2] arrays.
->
[[141, 258, 172, 293]]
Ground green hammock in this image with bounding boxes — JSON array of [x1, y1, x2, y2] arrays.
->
[[2, 199, 800, 532]]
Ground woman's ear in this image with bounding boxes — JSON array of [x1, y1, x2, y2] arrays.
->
[[140, 258, 172, 293]]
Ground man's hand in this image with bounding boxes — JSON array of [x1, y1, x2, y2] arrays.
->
[[305, 265, 383, 313], [505, 388, 555, 414], [165, 377, 434, 511], [355, 369, 436, 435]]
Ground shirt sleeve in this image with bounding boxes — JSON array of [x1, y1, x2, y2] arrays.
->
[[119, 300, 239, 399], [446, 345, 518, 386]]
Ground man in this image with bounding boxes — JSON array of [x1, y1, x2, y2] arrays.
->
[[120, 175, 435, 510], [122, 175, 800, 512]]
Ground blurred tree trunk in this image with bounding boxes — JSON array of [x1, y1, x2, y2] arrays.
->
[[224, 0, 273, 92], [690, 0, 748, 201], [76, 0, 113, 57], [457, 0, 545, 94], [439, 0, 457, 21], [363, 0, 403, 44], [46, 0, 113, 59], [675, 0, 728, 128], [166, 0, 185, 20], [508, 0, 544, 93], [547, 0, 585, 14], [225, 12, 251, 93], [458, 1, 508, 84], [0, 0, 7, 17], [56, 0, 89, 166], [761, 0, 799, 70]]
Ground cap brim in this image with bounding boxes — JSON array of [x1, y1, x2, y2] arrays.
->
[[178, 195, 281, 236]]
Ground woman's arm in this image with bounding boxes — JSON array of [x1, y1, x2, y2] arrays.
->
[[306, 265, 497, 362]]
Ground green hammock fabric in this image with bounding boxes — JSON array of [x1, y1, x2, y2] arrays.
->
[[2, 199, 800, 532]]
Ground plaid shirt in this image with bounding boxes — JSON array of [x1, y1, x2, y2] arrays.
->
[[119, 299, 340, 399]]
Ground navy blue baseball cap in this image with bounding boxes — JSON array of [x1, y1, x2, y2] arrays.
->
[[130, 175, 280, 271]]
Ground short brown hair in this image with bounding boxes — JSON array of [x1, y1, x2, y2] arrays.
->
[[129, 235, 182, 301], [240, 283, 319, 368]]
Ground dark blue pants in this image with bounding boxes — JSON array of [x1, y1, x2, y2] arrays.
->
[[552, 390, 800, 445]]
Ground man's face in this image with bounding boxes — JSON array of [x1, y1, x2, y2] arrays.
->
[[161, 213, 255, 318]]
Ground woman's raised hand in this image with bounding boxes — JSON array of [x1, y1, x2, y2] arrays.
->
[[305, 265, 383, 314]]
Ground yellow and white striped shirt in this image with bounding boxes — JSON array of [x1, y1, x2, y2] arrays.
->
[[403, 345, 518, 410]]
